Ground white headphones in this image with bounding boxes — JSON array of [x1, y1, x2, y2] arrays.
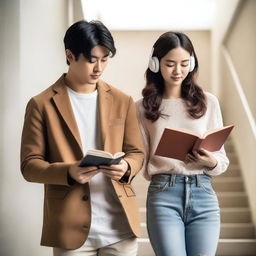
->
[[148, 48, 195, 73]]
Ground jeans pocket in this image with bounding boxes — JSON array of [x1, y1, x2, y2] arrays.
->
[[200, 182, 216, 195], [148, 181, 169, 194]]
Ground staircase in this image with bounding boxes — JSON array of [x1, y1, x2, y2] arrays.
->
[[133, 139, 256, 255]]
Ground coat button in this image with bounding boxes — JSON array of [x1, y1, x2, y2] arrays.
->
[[82, 195, 89, 201]]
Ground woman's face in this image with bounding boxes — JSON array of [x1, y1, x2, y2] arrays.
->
[[160, 46, 191, 88]]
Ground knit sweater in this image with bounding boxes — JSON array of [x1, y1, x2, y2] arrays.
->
[[136, 92, 229, 180]]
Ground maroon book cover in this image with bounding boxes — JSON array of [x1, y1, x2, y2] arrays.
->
[[155, 125, 234, 162]]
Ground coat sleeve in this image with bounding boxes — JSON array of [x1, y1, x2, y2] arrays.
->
[[203, 95, 230, 176], [122, 97, 145, 184], [20, 98, 73, 186]]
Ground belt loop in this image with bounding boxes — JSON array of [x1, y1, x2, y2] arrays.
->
[[170, 174, 176, 187], [196, 175, 201, 187]]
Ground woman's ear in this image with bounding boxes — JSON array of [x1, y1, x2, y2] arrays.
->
[[65, 49, 74, 63]]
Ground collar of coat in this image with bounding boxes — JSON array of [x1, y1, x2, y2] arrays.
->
[[51, 74, 113, 154]]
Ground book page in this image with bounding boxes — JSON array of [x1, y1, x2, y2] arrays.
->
[[86, 149, 113, 158], [114, 152, 125, 158], [86, 150, 124, 159]]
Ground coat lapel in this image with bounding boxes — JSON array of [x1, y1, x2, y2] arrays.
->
[[52, 75, 83, 153], [97, 80, 112, 150]]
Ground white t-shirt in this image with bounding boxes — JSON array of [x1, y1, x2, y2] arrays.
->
[[67, 86, 132, 248]]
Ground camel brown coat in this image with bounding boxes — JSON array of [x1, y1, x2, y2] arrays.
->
[[20, 75, 144, 249]]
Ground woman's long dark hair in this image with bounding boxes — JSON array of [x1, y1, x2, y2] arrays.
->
[[142, 32, 206, 121]]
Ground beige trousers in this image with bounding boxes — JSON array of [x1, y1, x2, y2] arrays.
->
[[53, 237, 138, 256]]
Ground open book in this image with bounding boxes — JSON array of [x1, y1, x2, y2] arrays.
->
[[79, 149, 125, 167], [155, 125, 234, 162]]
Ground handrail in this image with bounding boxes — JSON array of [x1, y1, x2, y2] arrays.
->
[[221, 45, 256, 140]]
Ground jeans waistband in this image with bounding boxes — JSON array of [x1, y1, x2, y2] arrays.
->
[[151, 174, 212, 186]]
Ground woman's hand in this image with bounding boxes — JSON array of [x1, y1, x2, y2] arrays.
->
[[99, 159, 129, 181], [185, 149, 217, 169]]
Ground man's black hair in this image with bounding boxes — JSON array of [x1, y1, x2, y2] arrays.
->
[[64, 20, 116, 65]]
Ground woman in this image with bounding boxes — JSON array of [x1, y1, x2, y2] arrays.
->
[[136, 32, 229, 256]]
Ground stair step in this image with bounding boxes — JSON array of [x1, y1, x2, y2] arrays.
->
[[220, 223, 255, 239], [221, 165, 240, 177], [137, 238, 256, 256], [212, 177, 244, 192], [226, 152, 239, 164], [217, 192, 249, 207], [139, 207, 252, 223], [221, 208, 252, 223], [140, 222, 255, 239], [217, 239, 256, 255], [213, 176, 241, 182], [225, 141, 235, 152]]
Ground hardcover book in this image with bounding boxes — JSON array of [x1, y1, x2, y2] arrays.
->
[[79, 149, 125, 167], [155, 125, 234, 162]]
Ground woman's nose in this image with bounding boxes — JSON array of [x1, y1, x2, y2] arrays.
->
[[173, 65, 181, 74]]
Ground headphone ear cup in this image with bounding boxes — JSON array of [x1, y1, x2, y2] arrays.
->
[[148, 56, 160, 73], [189, 56, 195, 72]]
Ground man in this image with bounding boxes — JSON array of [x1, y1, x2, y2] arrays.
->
[[20, 20, 144, 256]]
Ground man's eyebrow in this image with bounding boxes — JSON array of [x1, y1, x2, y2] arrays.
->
[[90, 54, 109, 59]]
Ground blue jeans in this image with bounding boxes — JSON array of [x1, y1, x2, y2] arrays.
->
[[147, 174, 220, 256]]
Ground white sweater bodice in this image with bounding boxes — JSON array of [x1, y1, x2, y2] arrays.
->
[[136, 92, 229, 180]]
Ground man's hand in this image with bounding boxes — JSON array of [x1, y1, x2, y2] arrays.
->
[[68, 162, 99, 184], [185, 149, 217, 169], [99, 159, 129, 181]]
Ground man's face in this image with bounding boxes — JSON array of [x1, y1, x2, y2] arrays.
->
[[67, 45, 109, 85]]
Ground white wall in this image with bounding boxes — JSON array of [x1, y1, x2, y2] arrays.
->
[[102, 30, 212, 101], [0, 0, 69, 255], [20, 0, 68, 106], [211, 0, 240, 96], [225, 0, 256, 119], [0, 2, 21, 255]]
